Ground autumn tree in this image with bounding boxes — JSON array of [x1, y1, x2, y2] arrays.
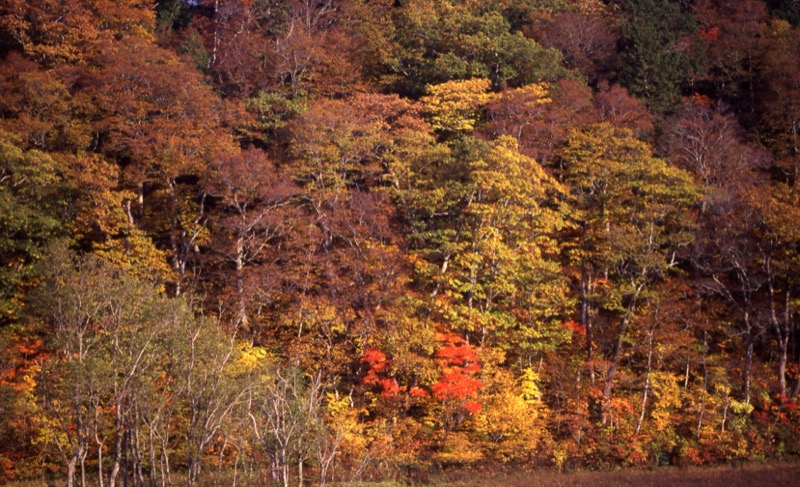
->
[[538, 6, 619, 84], [29, 245, 188, 487], [559, 123, 699, 421], [0, 135, 74, 327], [594, 82, 654, 138], [662, 98, 766, 213], [204, 148, 296, 330], [757, 19, 800, 182], [483, 79, 599, 164], [691, 0, 770, 110], [0, 0, 155, 65]]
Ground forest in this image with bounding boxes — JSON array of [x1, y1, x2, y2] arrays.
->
[[2, 0, 800, 485]]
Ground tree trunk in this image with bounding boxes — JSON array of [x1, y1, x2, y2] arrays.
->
[[697, 335, 708, 437], [601, 324, 626, 425], [580, 223, 596, 385], [744, 337, 753, 405], [636, 323, 655, 435], [109, 423, 123, 487], [67, 456, 77, 487]]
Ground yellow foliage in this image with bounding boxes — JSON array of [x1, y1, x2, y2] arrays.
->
[[519, 367, 543, 405], [226, 342, 270, 378], [434, 431, 483, 465], [326, 392, 368, 458], [421, 78, 496, 132], [649, 372, 681, 432]]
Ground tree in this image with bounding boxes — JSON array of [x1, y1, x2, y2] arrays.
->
[[757, 20, 800, 183], [559, 123, 699, 421], [374, 0, 566, 95], [662, 98, 766, 213], [617, 0, 703, 112], [0, 0, 155, 65], [483, 79, 599, 164], [422, 78, 496, 135], [205, 148, 296, 329], [400, 134, 573, 363], [692, 0, 770, 109], [80, 37, 240, 290], [594, 82, 654, 138], [248, 366, 328, 487], [29, 244, 190, 487], [538, 8, 619, 84], [0, 135, 72, 327], [171, 313, 246, 486]]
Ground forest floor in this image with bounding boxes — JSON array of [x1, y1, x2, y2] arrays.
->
[[7, 461, 800, 486], [435, 461, 800, 486]]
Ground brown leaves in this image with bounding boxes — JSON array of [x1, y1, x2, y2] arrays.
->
[[0, 0, 154, 65]]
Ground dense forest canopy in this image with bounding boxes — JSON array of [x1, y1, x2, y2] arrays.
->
[[2, 0, 800, 485]]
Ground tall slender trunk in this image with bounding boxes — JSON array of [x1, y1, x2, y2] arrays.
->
[[97, 435, 105, 487], [602, 321, 627, 424], [697, 334, 708, 436], [298, 459, 303, 487], [580, 223, 595, 385], [744, 336, 753, 405], [148, 426, 157, 487], [109, 408, 124, 487], [236, 236, 248, 328], [636, 319, 656, 435]]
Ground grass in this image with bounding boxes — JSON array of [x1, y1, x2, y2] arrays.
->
[[6, 462, 800, 486], [435, 462, 800, 487]]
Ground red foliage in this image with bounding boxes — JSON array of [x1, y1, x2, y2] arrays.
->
[[379, 378, 400, 398], [361, 347, 398, 397], [360, 347, 390, 373], [409, 386, 429, 398], [431, 369, 483, 401], [463, 401, 482, 414], [431, 332, 483, 410], [561, 319, 586, 337], [690, 92, 713, 107], [701, 26, 719, 42], [434, 334, 479, 365]]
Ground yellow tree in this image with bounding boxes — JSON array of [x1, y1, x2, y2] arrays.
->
[[559, 123, 699, 422]]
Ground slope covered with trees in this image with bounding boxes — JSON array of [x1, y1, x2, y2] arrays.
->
[[2, 0, 800, 485]]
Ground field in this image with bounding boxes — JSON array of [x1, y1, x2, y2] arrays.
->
[[436, 462, 800, 487], [8, 462, 800, 487]]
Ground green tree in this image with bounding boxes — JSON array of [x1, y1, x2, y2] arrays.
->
[[29, 245, 188, 487], [0, 135, 72, 328], [375, 0, 566, 95], [618, 0, 702, 112]]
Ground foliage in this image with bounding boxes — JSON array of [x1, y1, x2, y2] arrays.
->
[[3, 0, 800, 482], [617, 0, 704, 112]]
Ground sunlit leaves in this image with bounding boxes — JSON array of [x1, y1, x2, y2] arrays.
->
[[422, 78, 496, 134]]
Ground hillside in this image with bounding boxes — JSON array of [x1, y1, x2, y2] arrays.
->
[[2, 1, 800, 485]]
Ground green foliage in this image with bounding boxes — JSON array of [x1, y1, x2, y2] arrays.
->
[[0, 136, 72, 326], [379, 0, 567, 95], [400, 134, 572, 358], [245, 91, 307, 145], [618, 0, 703, 112], [561, 123, 700, 295]]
